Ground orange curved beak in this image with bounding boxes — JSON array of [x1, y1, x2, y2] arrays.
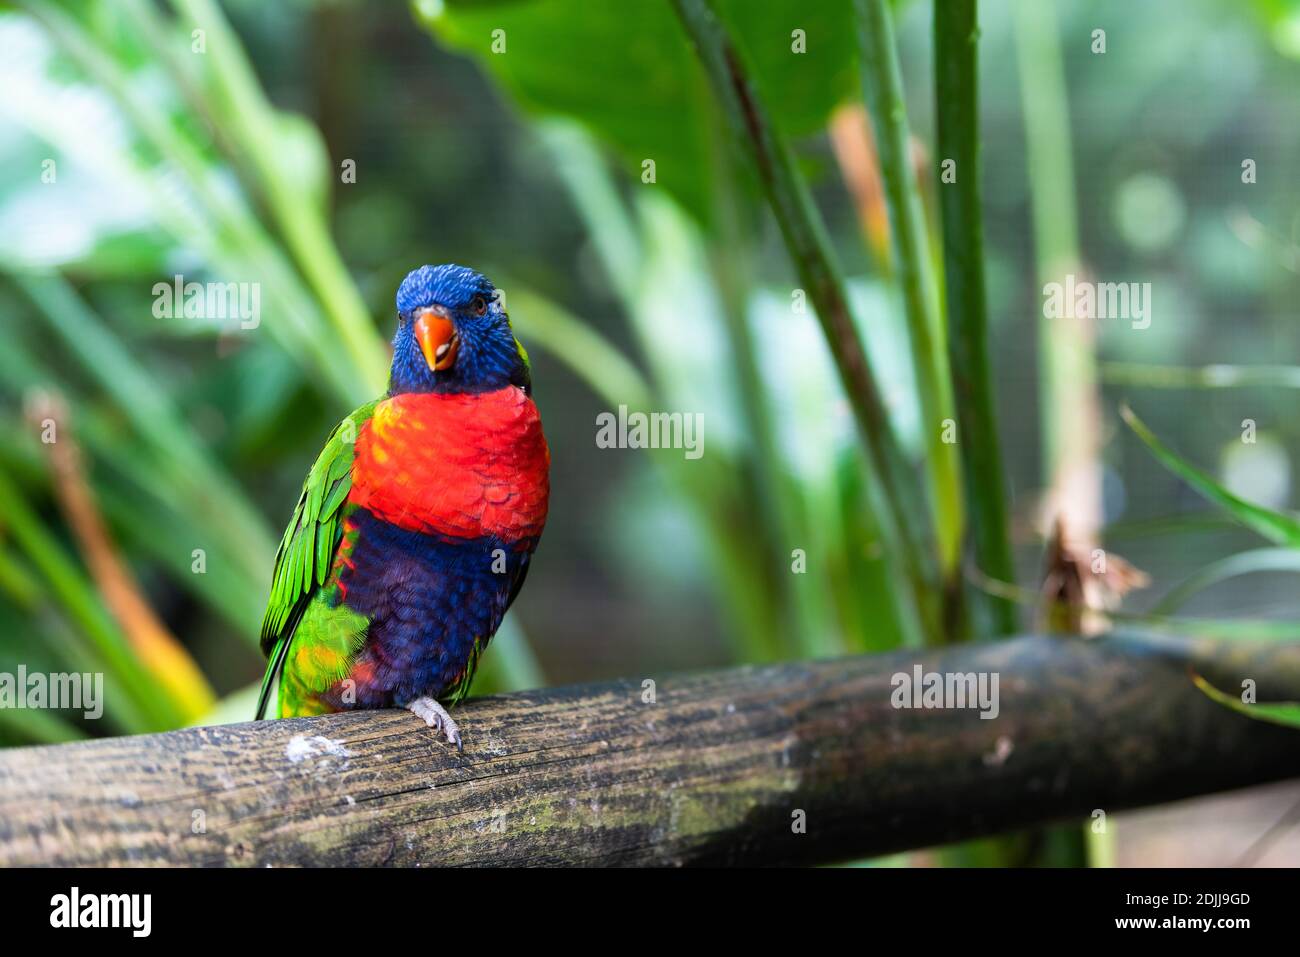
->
[[413, 307, 459, 372]]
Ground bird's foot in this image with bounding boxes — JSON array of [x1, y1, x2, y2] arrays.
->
[[406, 696, 462, 753]]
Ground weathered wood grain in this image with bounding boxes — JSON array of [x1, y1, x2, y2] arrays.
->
[[0, 632, 1297, 866]]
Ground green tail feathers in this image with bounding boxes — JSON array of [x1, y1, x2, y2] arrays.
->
[[255, 636, 288, 720]]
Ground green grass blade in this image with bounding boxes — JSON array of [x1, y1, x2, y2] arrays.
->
[[0, 707, 84, 745], [1191, 673, 1300, 729], [0, 470, 180, 731], [15, 0, 370, 405], [1154, 548, 1300, 614], [1121, 403, 1300, 547], [11, 273, 275, 566], [972, 568, 1300, 640], [168, 0, 390, 394], [1102, 363, 1300, 389], [477, 616, 546, 694]]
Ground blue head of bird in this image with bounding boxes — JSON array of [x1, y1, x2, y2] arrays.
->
[[390, 264, 528, 395]]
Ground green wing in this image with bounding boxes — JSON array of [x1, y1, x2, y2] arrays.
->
[[255, 400, 378, 718]]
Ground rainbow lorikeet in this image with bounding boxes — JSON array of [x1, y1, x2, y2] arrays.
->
[[254, 264, 549, 750]]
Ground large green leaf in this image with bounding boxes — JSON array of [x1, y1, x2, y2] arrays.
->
[[1121, 404, 1300, 547], [415, 0, 859, 227]]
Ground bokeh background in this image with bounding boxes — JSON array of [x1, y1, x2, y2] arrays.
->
[[1, 0, 1298, 865]]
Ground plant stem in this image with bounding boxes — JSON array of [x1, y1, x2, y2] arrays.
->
[[1013, 0, 1097, 868], [856, 0, 967, 642], [670, 0, 939, 645], [933, 0, 1017, 637], [1015, 0, 1102, 545]]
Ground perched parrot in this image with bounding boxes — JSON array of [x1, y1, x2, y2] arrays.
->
[[254, 264, 549, 750]]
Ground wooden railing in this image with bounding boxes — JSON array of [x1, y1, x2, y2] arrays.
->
[[0, 631, 1297, 866]]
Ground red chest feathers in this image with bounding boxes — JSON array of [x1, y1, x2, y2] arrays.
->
[[350, 388, 550, 543]]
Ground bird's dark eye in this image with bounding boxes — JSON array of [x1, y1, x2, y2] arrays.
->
[[471, 294, 488, 316]]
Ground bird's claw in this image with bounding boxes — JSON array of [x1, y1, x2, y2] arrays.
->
[[407, 696, 462, 752]]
